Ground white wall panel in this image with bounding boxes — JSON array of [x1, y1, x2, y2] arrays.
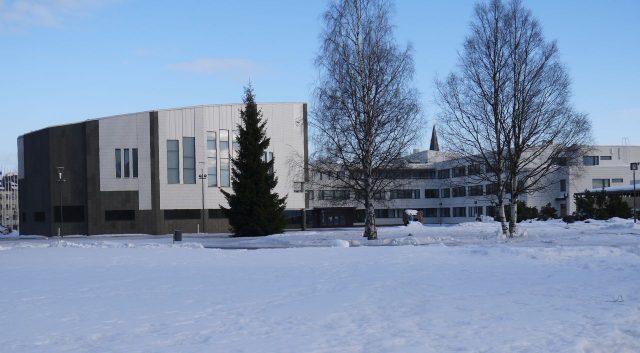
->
[[98, 112, 152, 210], [157, 103, 306, 210]]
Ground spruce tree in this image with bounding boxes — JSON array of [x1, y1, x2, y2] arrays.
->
[[221, 85, 287, 236]]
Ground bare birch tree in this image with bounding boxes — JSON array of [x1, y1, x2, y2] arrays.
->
[[437, 0, 591, 237], [313, 0, 421, 240], [436, 0, 512, 236], [502, 0, 591, 236]]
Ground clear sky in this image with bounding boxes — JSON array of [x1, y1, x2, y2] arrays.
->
[[1, 0, 638, 170]]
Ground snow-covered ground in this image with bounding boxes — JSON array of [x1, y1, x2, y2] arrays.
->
[[1, 219, 639, 352]]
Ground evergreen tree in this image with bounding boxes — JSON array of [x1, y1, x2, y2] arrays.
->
[[221, 86, 287, 236], [538, 203, 558, 221]]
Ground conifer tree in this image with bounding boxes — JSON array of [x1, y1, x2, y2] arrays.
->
[[221, 85, 287, 236]]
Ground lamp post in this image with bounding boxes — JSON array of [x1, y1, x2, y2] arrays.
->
[[198, 162, 207, 233], [56, 167, 66, 237], [632, 162, 638, 223]]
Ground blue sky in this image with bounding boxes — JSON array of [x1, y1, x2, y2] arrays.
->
[[1, 0, 638, 169]]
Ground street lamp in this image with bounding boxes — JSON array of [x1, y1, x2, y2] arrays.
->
[[198, 162, 207, 233], [56, 167, 66, 237], [632, 162, 638, 223]]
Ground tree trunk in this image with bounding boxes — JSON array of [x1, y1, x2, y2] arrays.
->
[[363, 200, 377, 240], [497, 201, 509, 237], [509, 199, 518, 237]]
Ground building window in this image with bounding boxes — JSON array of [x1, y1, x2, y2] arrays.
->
[[421, 169, 436, 179], [452, 186, 467, 197], [183, 137, 196, 184], [441, 188, 451, 198], [468, 185, 484, 196], [319, 190, 350, 200], [424, 189, 439, 199], [208, 209, 226, 219], [124, 148, 130, 178], [375, 209, 403, 218], [467, 164, 482, 175], [612, 178, 623, 184], [592, 179, 610, 189], [220, 159, 230, 187], [390, 189, 419, 199], [306, 190, 314, 201], [423, 208, 438, 217], [600, 155, 612, 161], [115, 149, 122, 178], [34, 212, 45, 222], [54, 206, 85, 223], [583, 156, 599, 166], [220, 130, 230, 187], [132, 148, 138, 178], [551, 157, 568, 166], [263, 152, 274, 174], [207, 131, 217, 187], [485, 183, 499, 195], [164, 209, 200, 220], [439, 208, 450, 217], [293, 182, 304, 192], [486, 206, 496, 218], [232, 130, 240, 158], [437, 169, 450, 179], [453, 207, 466, 217], [167, 140, 180, 184], [452, 166, 466, 177], [105, 210, 135, 221], [468, 206, 483, 217], [560, 179, 567, 192]]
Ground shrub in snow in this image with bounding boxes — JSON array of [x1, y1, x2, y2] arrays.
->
[[538, 203, 558, 221]]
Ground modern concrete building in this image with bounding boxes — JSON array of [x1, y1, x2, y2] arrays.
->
[[307, 140, 640, 227], [0, 171, 19, 231], [18, 103, 307, 236]]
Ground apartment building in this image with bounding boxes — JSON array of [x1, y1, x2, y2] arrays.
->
[[0, 172, 19, 230], [307, 144, 640, 227]]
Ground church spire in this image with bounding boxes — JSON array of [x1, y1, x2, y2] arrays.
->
[[429, 124, 439, 151]]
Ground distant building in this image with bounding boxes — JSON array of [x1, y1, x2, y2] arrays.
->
[[0, 171, 19, 231], [18, 103, 307, 236], [307, 127, 640, 227]]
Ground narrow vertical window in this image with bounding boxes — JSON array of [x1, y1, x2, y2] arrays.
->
[[132, 148, 138, 178], [232, 130, 240, 158], [124, 148, 130, 178], [115, 149, 122, 178], [268, 152, 274, 174], [207, 131, 217, 187], [167, 140, 179, 184], [183, 137, 196, 184], [220, 130, 230, 187]]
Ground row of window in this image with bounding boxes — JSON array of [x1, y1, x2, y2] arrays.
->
[[115, 148, 139, 178], [583, 155, 613, 166], [26, 209, 229, 223], [372, 206, 486, 219], [167, 130, 248, 187], [592, 178, 624, 189], [316, 164, 486, 181], [312, 185, 498, 201]]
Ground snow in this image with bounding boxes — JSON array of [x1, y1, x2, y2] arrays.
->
[[1, 219, 640, 352]]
